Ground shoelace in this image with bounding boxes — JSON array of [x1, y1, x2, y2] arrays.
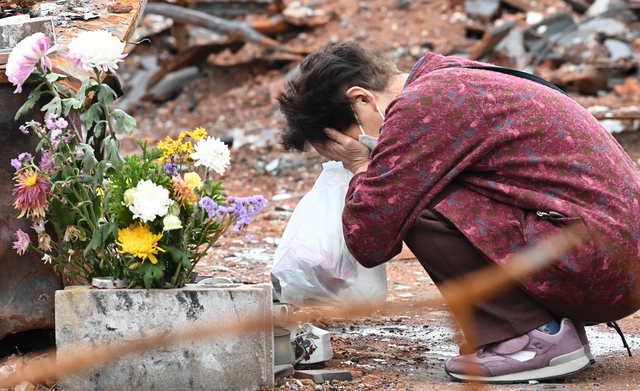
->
[[607, 321, 632, 357]]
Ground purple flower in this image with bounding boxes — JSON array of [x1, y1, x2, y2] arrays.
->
[[200, 196, 222, 219], [12, 229, 31, 255], [55, 117, 68, 129], [164, 163, 180, 177], [50, 128, 62, 140], [20, 120, 41, 134], [245, 235, 254, 240], [227, 195, 267, 230], [72, 149, 85, 158], [6, 33, 60, 94], [11, 159, 22, 171], [18, 152, 32, 163]]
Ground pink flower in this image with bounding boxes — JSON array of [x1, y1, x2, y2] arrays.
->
[[13, 170, 52, 219], [39, 151, 57, 176], [6, 33, 60, 93], [13, 229, 31, 255]]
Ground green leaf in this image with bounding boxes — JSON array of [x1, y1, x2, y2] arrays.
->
[[98, 84, 117, 107], [105, 138, 122, 167], [83, 102, 103, 129], [41, 96, 62, 117], [94, 160, 108, 182], [14, 83, 48, 120], [139, 262, 165, 289], [111, 109, 136, 135], [169, 247, 191, 269], [85, 222, 114, 253], [61, 97, 84, 116], [75, 77, 93, 101], [78, 144, 98, 173], [93, 196, 102, 219], [49, 198, 77, 227], [45, 72, 65, 83]]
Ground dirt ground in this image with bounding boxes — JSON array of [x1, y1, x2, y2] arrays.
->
[[111, 0, 640, 389]]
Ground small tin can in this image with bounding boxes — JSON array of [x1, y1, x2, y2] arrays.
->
[[91, 277, 128, 289]]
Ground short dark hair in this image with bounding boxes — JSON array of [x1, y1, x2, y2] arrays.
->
[[277, 41, 400, 152]]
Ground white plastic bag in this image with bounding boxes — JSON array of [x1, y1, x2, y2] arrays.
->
[[271, 161, 387, 311]]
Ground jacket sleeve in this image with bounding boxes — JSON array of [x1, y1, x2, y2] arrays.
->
[[342, 70, 492, 267]]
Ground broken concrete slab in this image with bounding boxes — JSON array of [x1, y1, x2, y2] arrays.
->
[[494, 27, 527, 69], [56, 284, 274, 391], [274, 364, 294, 379], [523, 12, 575, 52], [564, 0, 589, 14], [579, 18, 626, 36], [464, 0, 499, 22], [604, 39, 634, 61], [585, 0, 610, 17], [500, 0, 534, 12], [0, 16, 56, 50], [470, 20, 516, 60], [294, 369, 353, 384], [146, 66, 200, 102]]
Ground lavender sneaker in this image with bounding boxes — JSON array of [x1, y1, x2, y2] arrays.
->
[[445, 318, 590, 383]]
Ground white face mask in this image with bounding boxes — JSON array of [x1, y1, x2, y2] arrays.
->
[[351, 103, 385, 152]]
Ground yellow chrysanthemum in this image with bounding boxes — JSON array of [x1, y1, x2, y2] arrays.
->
[[116, 223, 165, 264], [171, 172, 202, 206], [158, 137, 181, 157], [181, 141, 193, 154], [191, 127, 207, 141]]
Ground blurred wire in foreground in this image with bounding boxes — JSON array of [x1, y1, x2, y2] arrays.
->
[[0, 226, 585, 390]]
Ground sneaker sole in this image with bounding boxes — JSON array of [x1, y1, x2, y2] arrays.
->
[[446, 347, 591, 384]]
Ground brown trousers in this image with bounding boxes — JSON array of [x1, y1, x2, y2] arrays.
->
[[404, 183, 635, 350]]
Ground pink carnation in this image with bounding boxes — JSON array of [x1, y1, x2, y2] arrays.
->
[[6, 33, 60, 94]]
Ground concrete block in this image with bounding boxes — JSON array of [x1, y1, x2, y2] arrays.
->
[[294, 369, 353, 384], [0, 16, 56, 51], [55, 284, 274, 391], [274, 364, 294, 379]]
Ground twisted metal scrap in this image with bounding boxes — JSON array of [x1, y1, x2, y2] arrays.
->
[[0, 226, 585, 389]]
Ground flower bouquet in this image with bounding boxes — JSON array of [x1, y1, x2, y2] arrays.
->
[[107, 129, 267, 288], [8, 30, 267, 288]]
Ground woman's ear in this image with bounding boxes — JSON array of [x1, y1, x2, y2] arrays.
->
[[346, 86, 373, 105]]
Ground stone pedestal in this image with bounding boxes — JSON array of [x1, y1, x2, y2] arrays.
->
[[55, 284, 274, 391]]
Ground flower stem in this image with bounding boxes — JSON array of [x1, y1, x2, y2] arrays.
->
[[94, 68, 118, 145]]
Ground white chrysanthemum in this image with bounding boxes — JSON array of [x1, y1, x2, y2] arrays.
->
[[66, 30, 127, 73], [190, 137, 231, 175], [128, 180, 173, 223]]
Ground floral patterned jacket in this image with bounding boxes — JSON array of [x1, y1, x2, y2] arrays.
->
[[343, 53, 640, 309]]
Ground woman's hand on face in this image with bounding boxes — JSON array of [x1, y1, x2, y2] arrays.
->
[[312, 128, 371, 174]]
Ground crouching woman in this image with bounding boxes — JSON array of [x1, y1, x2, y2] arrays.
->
[[277, 41, 640, 383]]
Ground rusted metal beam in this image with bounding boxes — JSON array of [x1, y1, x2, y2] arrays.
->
[[0, 83, 64, 341], [144, 2, 286, 51], [47, 0, 148, 94]]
